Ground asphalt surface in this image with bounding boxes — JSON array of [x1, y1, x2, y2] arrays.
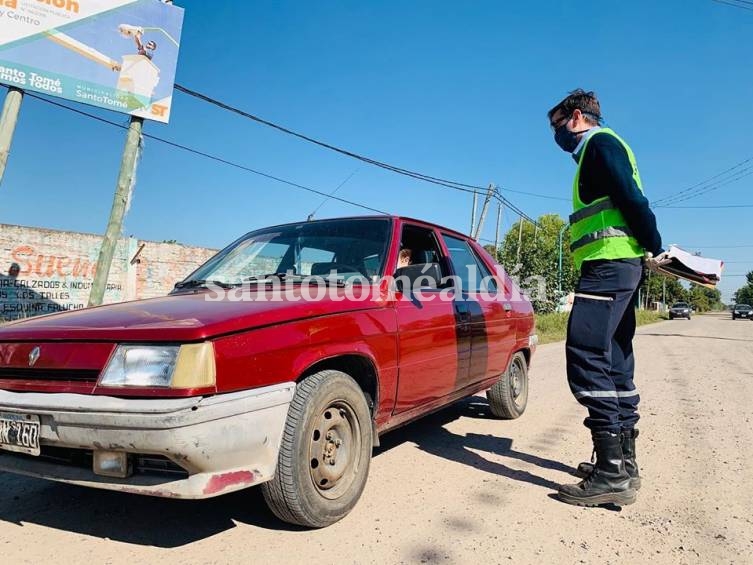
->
[[0, 312, 751, 564]]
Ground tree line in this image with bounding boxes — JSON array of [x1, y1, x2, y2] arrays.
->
[[486, 214, 723, 314]]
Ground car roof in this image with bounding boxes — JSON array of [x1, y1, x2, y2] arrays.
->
[[241, 215, 471, 241]]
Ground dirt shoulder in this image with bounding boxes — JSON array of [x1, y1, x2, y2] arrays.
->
[[0, 313, 750, 564]]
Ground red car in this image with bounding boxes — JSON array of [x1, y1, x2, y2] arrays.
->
[[0, 216, 536, 528]]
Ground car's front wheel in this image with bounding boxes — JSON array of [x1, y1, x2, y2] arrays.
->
[[261, 370, 373, 528], [486, 352, 529, 419]]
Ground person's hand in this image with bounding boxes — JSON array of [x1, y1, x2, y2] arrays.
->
[[644, 251, 671, 273]]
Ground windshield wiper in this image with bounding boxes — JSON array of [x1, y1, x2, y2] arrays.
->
[[244, 272, 302, 283], [309, 276, 348, 288], [244, 273, 349, 288], [173, 279, 234, 290]]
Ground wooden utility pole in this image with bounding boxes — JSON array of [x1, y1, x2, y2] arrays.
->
[[88, 116, 144, 307], [494, 202, 503, 259], [662, 277, 666, 310], [0, 87, 24, 189], [470, 190, 478, 236], [473, 183, 495, 241], [516, 215, 524, 263]]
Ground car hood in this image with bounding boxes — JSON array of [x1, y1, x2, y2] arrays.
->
[[0, 288, 385, 342]]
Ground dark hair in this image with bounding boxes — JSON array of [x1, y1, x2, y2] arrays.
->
[[548, 89, 602, 125]]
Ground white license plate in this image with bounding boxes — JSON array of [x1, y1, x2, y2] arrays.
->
[[0, 412, 41, 456]]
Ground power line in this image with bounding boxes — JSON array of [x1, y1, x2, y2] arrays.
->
[[680, 244, 753, 249], [653, 157, 753, 204], [656, 168, 753, 207], [502, 188, 569, 202], [173, 83, 541, 223], [653, 156, 753, 207], [661, 204, 753, 209], [21, 91, 390, 215], [4, 85, 540, 230], [173, 84, 485, 190], [711, 0, 753, 12]]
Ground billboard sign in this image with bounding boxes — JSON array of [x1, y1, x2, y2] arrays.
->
[[0, 0, 184, 123]]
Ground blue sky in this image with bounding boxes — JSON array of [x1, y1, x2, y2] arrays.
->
[[0, 0, 751, 301]]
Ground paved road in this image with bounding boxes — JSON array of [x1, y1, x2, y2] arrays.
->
[[1, 313, 751, 564]]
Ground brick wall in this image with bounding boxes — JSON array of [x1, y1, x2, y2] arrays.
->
[[0, 223, 217, 321]]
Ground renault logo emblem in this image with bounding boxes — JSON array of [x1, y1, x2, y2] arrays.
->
[[28, 346, 41, 367]]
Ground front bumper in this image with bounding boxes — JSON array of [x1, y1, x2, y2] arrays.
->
[[0, 382, 295, 499]]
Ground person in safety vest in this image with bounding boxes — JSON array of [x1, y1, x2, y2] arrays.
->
[[547, 89, 668, 507]]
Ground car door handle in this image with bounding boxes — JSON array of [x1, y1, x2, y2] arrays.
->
[[503, 303, 512, 312]]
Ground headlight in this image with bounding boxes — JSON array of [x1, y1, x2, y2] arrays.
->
[[99, 343, 216, 388]]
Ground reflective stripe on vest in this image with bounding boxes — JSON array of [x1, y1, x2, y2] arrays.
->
[[570, 226, 635, 252], [568, 197, 617, 225], [570, 128, 645, 270]]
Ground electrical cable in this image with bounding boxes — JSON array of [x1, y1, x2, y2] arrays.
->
[[653, 157, 753, 206], [20, 91, 390, 215], [173, 83, 542, 223], [711, 0, 753, 12]]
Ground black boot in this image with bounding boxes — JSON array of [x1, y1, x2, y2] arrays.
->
[[558, 431, 637, 506], [575, 429, 642, 490]]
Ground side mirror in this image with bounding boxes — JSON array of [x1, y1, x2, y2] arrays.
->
[[394, 263, 442, 294]]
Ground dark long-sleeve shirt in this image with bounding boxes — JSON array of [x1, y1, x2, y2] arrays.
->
[[576, 131, 663, 255]]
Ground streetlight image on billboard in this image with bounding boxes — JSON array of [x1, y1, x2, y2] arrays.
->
[[0, 0, 184, 123]]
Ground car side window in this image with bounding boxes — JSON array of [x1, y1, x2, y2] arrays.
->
[[398, 224, 450, 282], [442, 234, 497, 293]]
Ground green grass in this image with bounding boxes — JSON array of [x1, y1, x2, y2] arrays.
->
[[535, 309, 666, 345]]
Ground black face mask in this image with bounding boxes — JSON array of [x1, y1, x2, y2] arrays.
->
[[554, 123, 591, 154]]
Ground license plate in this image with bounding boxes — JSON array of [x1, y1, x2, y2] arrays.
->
[[0, 412, 41, 456]]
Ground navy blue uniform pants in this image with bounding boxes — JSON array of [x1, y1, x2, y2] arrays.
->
[[566, 258, 643, 434]]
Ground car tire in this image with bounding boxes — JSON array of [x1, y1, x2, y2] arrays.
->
[[486, 352, 528, 419], [261, 370, 372, 528]]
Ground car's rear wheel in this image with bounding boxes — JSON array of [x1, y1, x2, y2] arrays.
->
[[261, 370, 372, 528], [486, 352, 528, 419]]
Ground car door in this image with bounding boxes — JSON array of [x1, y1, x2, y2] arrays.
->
[[441, 234, 516, 390], [393, 223, 467, 414]]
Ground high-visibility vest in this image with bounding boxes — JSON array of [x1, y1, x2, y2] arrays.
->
[[569, 128, 645, 271]]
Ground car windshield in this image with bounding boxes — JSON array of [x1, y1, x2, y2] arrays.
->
[[736, 304, 752, 310], [183, 218, 392, 286], [672, 303, 689, 308]]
